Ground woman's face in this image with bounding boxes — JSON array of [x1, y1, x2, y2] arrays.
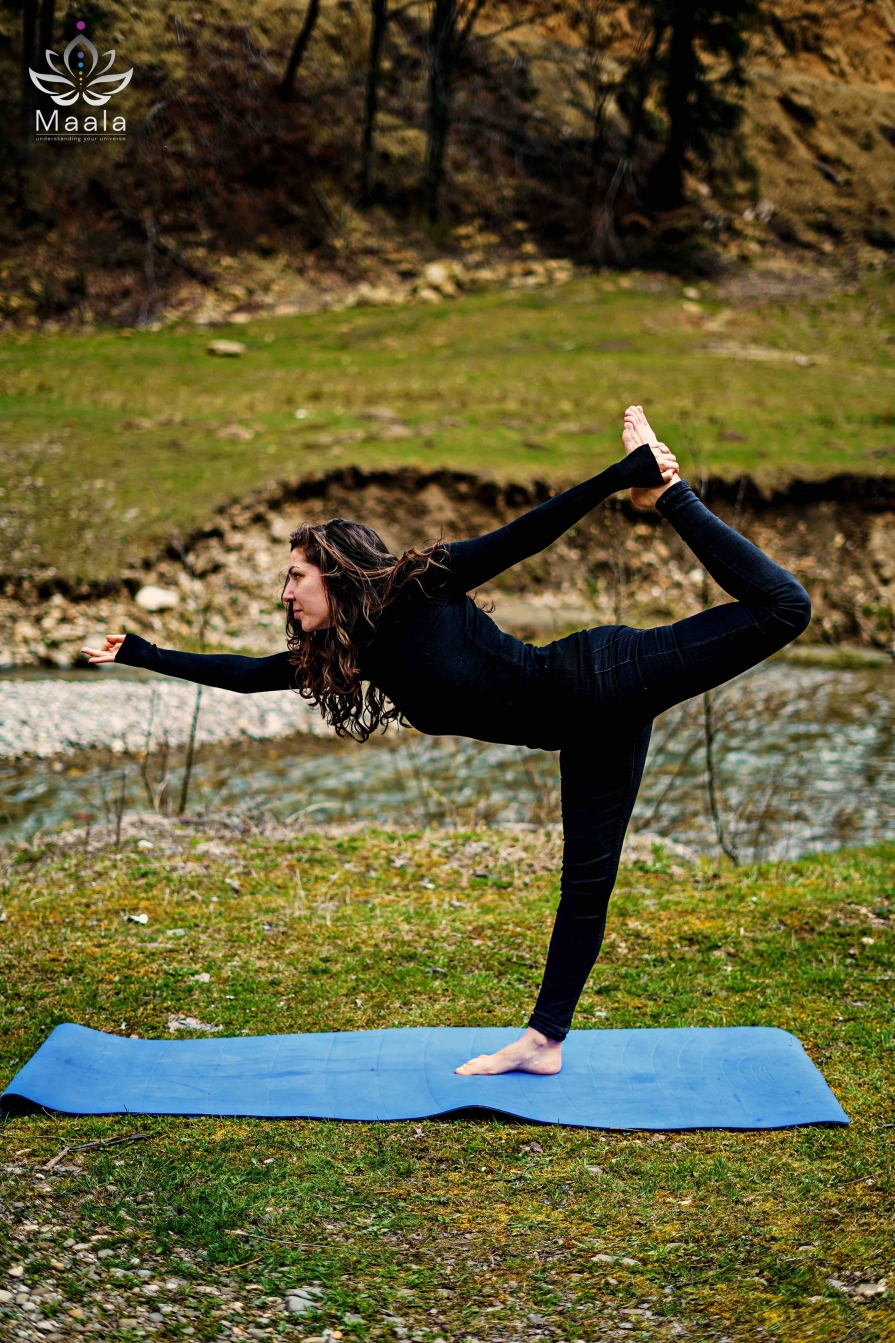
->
[[283, 549, 332, 632]]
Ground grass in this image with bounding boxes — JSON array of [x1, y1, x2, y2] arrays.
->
[[2, 269, 894, 584], [1, 824, 893, 1341]]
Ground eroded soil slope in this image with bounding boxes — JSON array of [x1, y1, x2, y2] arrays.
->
[[4, 469, 895, 667]]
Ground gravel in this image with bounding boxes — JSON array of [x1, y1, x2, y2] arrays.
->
[[0, 675, 330, 759]]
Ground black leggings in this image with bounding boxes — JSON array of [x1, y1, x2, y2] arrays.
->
[[527, 480, 811, 1041]]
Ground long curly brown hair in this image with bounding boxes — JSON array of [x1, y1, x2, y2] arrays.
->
[[284, 518, 449, 742]]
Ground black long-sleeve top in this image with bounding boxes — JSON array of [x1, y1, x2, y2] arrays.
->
[[117, 445, 663, 750]]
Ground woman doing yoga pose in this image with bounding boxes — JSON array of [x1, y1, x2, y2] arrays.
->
[[83, 406, 810, 1077]]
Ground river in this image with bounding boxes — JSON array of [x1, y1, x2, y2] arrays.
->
[[2, 659, 893, 862]]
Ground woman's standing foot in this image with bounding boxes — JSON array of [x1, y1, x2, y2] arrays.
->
[[455, 1026, 563, 1075]]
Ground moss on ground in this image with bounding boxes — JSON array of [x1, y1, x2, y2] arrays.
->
[[2, 271, 894, 584], [0, 826, 893, 1340]]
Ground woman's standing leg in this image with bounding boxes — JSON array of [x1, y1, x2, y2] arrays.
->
[[455, 722, 652, 1074], [527, 724, 652, 1041]]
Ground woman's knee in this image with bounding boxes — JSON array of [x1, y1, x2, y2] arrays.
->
[[778, 577, 811, 638]]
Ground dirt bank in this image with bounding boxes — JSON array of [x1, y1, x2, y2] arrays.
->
[[3, 469, 895, 668]]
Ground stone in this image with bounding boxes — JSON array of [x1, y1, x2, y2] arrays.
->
[[207, 340, 246, 357], [422, 261, 460, 297], [167, 1015, 222, 1033], [8, 1266, 24, 1278], [285, 1296, 315, 1314], [149, 1313, 165, 1322], [360, 407, 403, 422], [0, 1290, 11, 1304], [215, 424, 256, 442], [135, 585, 180, 612]]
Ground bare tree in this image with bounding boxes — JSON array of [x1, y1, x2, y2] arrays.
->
[[422, 0, 490, 221], [18, 0, 39, 179], [37, 0, 55, 62], [360, 0, 389, 203], [276, 0, 321, 101]]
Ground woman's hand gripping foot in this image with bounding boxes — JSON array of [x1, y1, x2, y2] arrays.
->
[[455, 1026, 563, 1076], [622, 405, 681, 509]]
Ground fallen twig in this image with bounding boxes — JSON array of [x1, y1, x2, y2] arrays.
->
[[43, 1131, 153, 1169]]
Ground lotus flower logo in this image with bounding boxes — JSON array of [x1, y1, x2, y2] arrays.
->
[[30, 34, 133, 107]]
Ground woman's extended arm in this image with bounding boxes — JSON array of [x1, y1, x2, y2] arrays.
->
[[83, 632, 297, 693], [442, 443, 667, 592]]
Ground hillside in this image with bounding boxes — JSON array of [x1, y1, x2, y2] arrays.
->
[[0, 1, 893, 328]]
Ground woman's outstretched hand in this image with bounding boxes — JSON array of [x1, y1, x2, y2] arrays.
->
[[80, 634, 126, 665], [622, 404, 681, 508]]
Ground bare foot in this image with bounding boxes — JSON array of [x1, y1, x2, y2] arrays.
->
[[622, 404, 658, 454], [455, 1027, 562, 1076], [622, 405, 681, 508]]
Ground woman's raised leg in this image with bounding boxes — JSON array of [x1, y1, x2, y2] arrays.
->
[[613, 408, 811, 719], [611, 477, 811, 723]]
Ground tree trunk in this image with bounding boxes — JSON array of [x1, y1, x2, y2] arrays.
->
[[38, 0, 56, 62], [276, 0, 321, 101], [648, 0, 697, 208], [423, 0, 458, 222], [360, 0, 388, 204], [20, 0, 39, 154]]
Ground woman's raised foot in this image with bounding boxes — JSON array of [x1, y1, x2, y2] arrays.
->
[[622, 404, 658, 455], [455, 1027, 562, 1076]]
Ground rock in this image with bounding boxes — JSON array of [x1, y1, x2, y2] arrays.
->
[[354, 282, 405, 307], [422, 261, 463, 297], [149, 1312, 165, 1322], [360, 407, 403, 422], [215, 424, 256, 441], [286, 1296, 316, 1313], [167, 1015, 222, 1033], [8, 1265, 24, 1278], [415, 286, 443, 304], [135, 585, 180, 612], [207, 340, 246, 357]]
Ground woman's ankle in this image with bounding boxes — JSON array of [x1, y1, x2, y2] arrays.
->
[[525, 1025, 564, 1050]]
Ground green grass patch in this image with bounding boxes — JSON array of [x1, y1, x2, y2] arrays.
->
[[1, 827, 893, 1340], [2, 270, 894, 583]]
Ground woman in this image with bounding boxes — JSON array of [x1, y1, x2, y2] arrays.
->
[[84, 406, 810, 1077]]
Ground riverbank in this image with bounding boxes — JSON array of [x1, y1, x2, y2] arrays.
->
[[0, 824, 891, 1342], [4, 462, 895, 670], [2, 271, 894, 599]]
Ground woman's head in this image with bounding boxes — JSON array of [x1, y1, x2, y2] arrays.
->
[[282, 518, 447, 741], [284, 519, 396, 633]]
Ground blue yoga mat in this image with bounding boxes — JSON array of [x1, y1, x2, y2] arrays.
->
[[1, 1023, 847, 1129]]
